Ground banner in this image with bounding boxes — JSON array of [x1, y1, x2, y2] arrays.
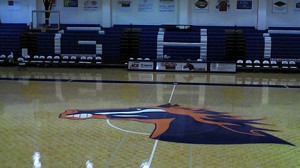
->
[[216, 0, 230, 12], [272, 0, 288, 13], [138, 0, 154, 12], [237, 0, 252, 10], [128, 61, 154, 71], [84, 0, 101, 10], [194, 0, 209, 12], [156, 61, 207, 72], [64, 0, 78, 7], [159, 0, 175, 12], [118, 0, 131, 7], [295, 0, 300, 11], [8, 0, 21, 11]]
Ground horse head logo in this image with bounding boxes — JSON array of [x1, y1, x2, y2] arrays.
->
[[59, 103, 294, 146]]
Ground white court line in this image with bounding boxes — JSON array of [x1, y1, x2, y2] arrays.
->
[[147, 84, 177, 168], [147, 139, 159, 168], [105, 85, 159, 135], [189, 145, 193, 168], [105, 133, 128, 168], [106, 119, 150, 135], [169, 84, 177, 103], [284, 85, 289, 88]]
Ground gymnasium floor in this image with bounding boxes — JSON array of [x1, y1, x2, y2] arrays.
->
[[0, 66, 299, 168]]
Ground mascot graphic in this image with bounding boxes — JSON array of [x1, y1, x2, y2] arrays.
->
[[195, 0, 209, 9], [59, 103, 294, 146]]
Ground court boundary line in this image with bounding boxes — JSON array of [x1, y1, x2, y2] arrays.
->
[[147, 85, 177, 168], [105, 133, 128, 168], [1, 77, 299, 89]]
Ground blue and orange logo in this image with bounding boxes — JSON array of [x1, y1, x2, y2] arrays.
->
[[59, 103, 294, 146]]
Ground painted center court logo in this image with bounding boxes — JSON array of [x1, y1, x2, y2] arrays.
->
[[59, 104, 294, 146]]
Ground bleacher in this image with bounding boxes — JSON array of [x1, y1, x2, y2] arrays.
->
[[37, 32, 55, 56], [270, 34, 300, 59], [206, 28, 226, 61], [61, 30, 104, 55], [0, 23, 28, 56], [102, 26, 123, 64], [243, 29, 265, 60], [139, 25, 160, 60], [0, 23, 299, 72], [163, 31, 201, 60]]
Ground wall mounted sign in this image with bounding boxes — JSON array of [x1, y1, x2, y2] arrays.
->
[[210, 62, 236, 72], [194, 0, 209, 12], [84, 0, 101, 9], [8, 0, 21, 11], [237, 0, 252, 10], [295, 0, 300, 11], [159, 0, 175, 12], [216, 0, 230, 12], [272, 0, 288, 13], [195, 0, 209, 9], [64, 0, 78, 7], [138, 0, 154, 12], [156, 61, 207, 72], [128, 61, 154, 71], [118, 0, 131, 7]]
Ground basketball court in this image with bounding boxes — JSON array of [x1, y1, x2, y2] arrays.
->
[[0, 66, 299, 167]]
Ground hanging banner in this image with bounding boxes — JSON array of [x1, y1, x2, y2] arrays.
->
[[194, 0, 209, 12], [295, 0, 300, 11], [139, 0, 154, 12], [8, 0, 21, 11], [237, 0, 252, 10], [159, 0, 175, 12], [84, 0, 101, 10], [272, 0, 288, 13], [64, 0, 78, 7], [118, 0, 132, 8], [216, 0, 230, 12]]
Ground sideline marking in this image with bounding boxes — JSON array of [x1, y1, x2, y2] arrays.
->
[[169, 84, 177, 103], [0, 77, 298, 88], [148, 139, 159, 168], [148, 85, 177, 168]]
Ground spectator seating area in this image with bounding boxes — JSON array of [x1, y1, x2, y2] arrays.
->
[[236, 59, 299, 72], [0, 23, 28, 56], [0, 23, 299, 72]]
